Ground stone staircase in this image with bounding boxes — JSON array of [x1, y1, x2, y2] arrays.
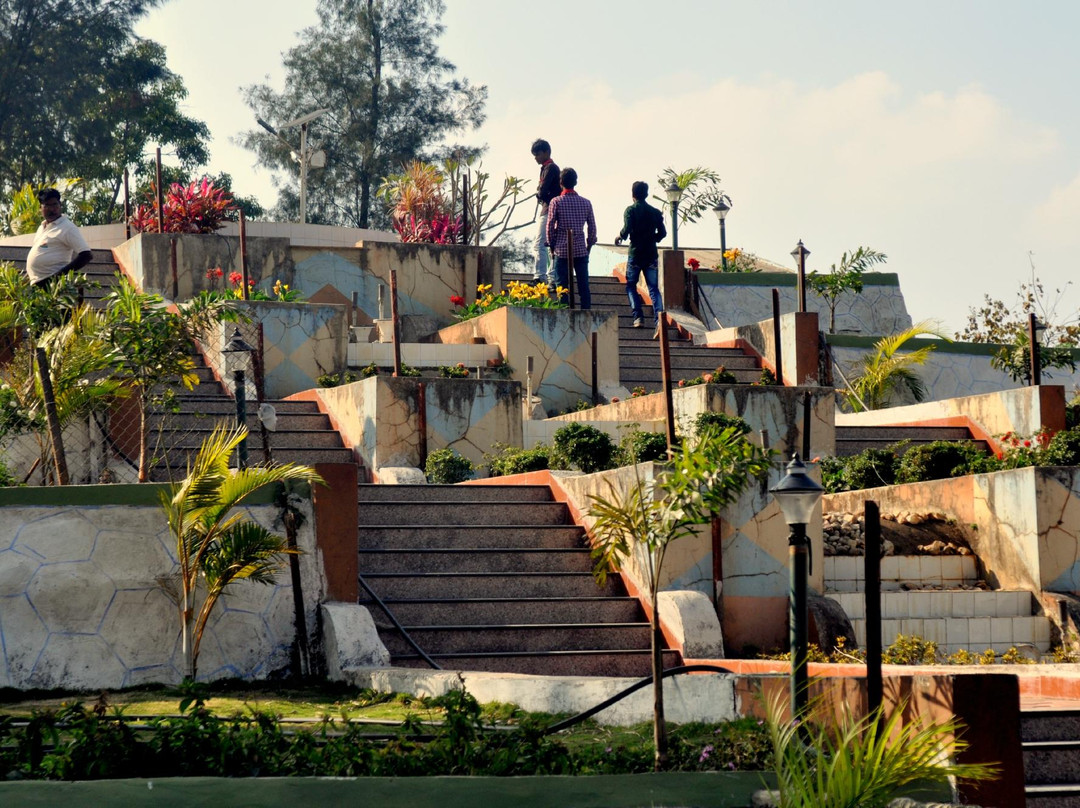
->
[[1022, 709, 1080, 807], [356, 482, 679, 676], [504, 272, 763, 392], [0, 245, 123, 303], [835, 424, 991, 457], [824, 554, 1052, 655]]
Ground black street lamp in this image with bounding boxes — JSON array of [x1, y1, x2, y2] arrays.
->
[[791, 240, 810, 313], [665, 180, 684, 251], [770, 453, 824, 718], [713, 200, 730, 269], [222, 328, 255, 469]]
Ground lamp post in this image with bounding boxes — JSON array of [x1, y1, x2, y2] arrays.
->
[[256, 108, 329, 224], [1029, 313, 1045, 386], [713, 200, 730, 269], [770, 453, 824, 718], [665, 180, 684, 251], [791, 240, 810, 313], [222, 328, 255, 469]]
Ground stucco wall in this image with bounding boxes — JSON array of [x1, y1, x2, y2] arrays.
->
[[0, 485, 322, 689], [706, 312, 821, 386], [697, 271, 912, 335]]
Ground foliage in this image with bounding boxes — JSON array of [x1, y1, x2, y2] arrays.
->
[[240, 0, 486, 229], [715, 247, 759, 273], [4, 179, 89, 236], [0, 9, 210, 209], [158, 423, 323, 680], [424, 448, 473, 484], [764, 691, 995, 807], [451, 281, 568, 321], [485, 358, 513, 378], [820, 447, 902, 493], [378, 160, 461, 243], [317, 370, 360, 388], [956, 273, 1080, 346], [618, 429, 669, 464], [653, 167, 730, 226], [552, 423, 617, 474], [129, 178, 238, 234], [842, 321, 947, 411], [895, 440, 984, 485], [753, 367, 779, 386], [690, 411, 750, 438], [588, 426, 773, 769], [806, 246, 887, 333], [438, 363, 470, 378], [484, 443, 551, 477], [990, 327, 1077, 384], [442, 153, 532, 247]]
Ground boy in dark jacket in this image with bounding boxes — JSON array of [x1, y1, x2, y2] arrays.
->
[[615, 181, 666, 336]]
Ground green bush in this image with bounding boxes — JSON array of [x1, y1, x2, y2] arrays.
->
[[619, 429, 669, 464], [1068, 400, 1080, 430], [843, 447, 901, 490], [317, 370, 360, 388], [895, 440, 982, 484], [690, 411, 750, 438], [438, 363, 469, 378], [485, 443, 551, 477], [1045, 426, 1080, 466], [552, 423, 616, 474], [425, 448, 473, 484]]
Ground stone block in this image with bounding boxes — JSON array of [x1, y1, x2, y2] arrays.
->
[[321, 602, 390, 680]]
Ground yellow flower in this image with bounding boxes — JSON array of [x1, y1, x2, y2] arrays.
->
[[477, 283, 493, 294], [556, 285, 569, 296]]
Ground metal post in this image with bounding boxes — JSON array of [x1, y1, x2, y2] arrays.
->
[[155, 148, 165, 234], [351, 291, 360, 327], [170, 238, 179, 300], [865, 500, 883, 718], [720, 218, 728, 270], [1029, 313, 1041, 386], [591, 331, 598, 405], [566, 230, 576, 310], [772, 288, 784, 386], [793, 240, 809, 313], [789, 520, 810, 717], [802, 391, 812, 460], [417, 381, 428, 468], [671, 201, 680, 251], [659, 314, 676, 452], [461, 175, 470, 245], [234, 369, 248, 469], [389, 269, 402, 376], [123, 168, 131, 241], [299, 123, 308, 224], [239, 209, 250, 300], [711, 517, 724, 620]]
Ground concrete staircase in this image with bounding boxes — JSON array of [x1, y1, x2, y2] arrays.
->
[[0, 245, 123, 303], [825, 555, 1052, 655], [1022, 709, 1080, 807], [834, 424, 991, 457], [356, 482, 678, 676]]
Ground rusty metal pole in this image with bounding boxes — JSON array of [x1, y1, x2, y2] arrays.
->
[[155, 148, 165, 234], [659, 313, 676, 452], [566, 230, 576, 310], [772, 288, 784, 385], [461, 176, 470, 245], [802, 391, 812, 460], [239, 209, 250, 301], [417, 381, 428, 468], [591, 331, 598, 405], [865, 499, 883, 718], [123, 168, 131, 241], [711, 517, 724, 620], [1029, 313, 1041, 386], [389, 269, 403, 376]]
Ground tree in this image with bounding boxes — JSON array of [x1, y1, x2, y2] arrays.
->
[[588, 426, 773, 770], [654, 167, 729, 226], [103, 279, 240, 481], [0, 2, 210, 207], [841, 321, 948, 412], [240, 0, 486, 229], [158, 423, 323, 680], [806, 246, 888, 333]]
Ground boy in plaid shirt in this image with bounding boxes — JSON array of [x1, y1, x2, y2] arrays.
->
[[545, 167, 596, 309]]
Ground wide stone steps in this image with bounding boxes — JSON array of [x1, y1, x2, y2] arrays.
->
[[356, 481, 669, 677], [1024, 710, 1080, 806], [0, 246, 124, 301], [835, 425, 990, 457], [152, 427, 345, 450]]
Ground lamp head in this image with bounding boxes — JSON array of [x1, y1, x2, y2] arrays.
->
[[713, 200, 730, 221], [770, 453, 824, 525], [664, 179, 684, 205]]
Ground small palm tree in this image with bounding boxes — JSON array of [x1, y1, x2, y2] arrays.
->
[[159, 423, 324, 680], [843, 321, 948, 411], [764, 690, 996, 807]]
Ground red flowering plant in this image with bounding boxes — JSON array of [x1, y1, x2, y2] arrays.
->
[[687, 258, 701, 271], [130, 178, 238, 234], [381, 162, 464, 244]]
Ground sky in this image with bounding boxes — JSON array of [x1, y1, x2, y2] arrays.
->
[[135, 1, 1080, 336]]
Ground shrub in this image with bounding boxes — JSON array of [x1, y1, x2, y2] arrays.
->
[[439, 363, 470, 378], [425, 448, 473, 484], [619, 429, 669, 464], [895, 440, 982, 484], [841, 447, 901, 491], [485, 443, 551, 477], [1068, 400, 1080, 430], [690, 411, 750, 438], [317, 370, 360, 388], [880, 633, 940, 665], [1045, 426, 1080, 466], [130, 178, 237, 234], [552, 423, 616, 474]]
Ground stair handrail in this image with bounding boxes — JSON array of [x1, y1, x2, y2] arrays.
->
[[540, 663, 733, 734], [828, 340, 869, 413], [691, 273, 723, 330], [357, 573, 443, 670]]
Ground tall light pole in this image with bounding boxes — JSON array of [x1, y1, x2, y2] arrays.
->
[[256, 108, 329, 224], [665, 180, 684, 251], [222, 328, 255, 469], [791, 240, 810, 313], [713, 199, 730, 269], [770, 453, 824, 719]]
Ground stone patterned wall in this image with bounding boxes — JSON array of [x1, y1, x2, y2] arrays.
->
[[313, 376, 521, 473], [697, 271, 912, 335], [0, 488, 322, 690], [436, 307, 621, 415]]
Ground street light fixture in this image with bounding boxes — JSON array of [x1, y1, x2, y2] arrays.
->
[[713, 199, 731, 270], [770, 453, 824, 718], [222, 328, 256, 469], [665, 180, 684, 251], [256, 108, 330, 224]]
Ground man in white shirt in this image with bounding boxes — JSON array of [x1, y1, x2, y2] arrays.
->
[[25, 189, 92, 287]]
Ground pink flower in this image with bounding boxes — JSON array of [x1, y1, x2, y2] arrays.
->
[[205, 267, 223, 280], [678, 379, 686, 387]]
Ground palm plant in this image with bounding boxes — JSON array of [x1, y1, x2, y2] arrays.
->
[[158, 423, 323, 680], [654, 166, 730, 225], [843, 321, 948, 411], [588, 425, 773, 769], [764, 690, 996, 807]]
